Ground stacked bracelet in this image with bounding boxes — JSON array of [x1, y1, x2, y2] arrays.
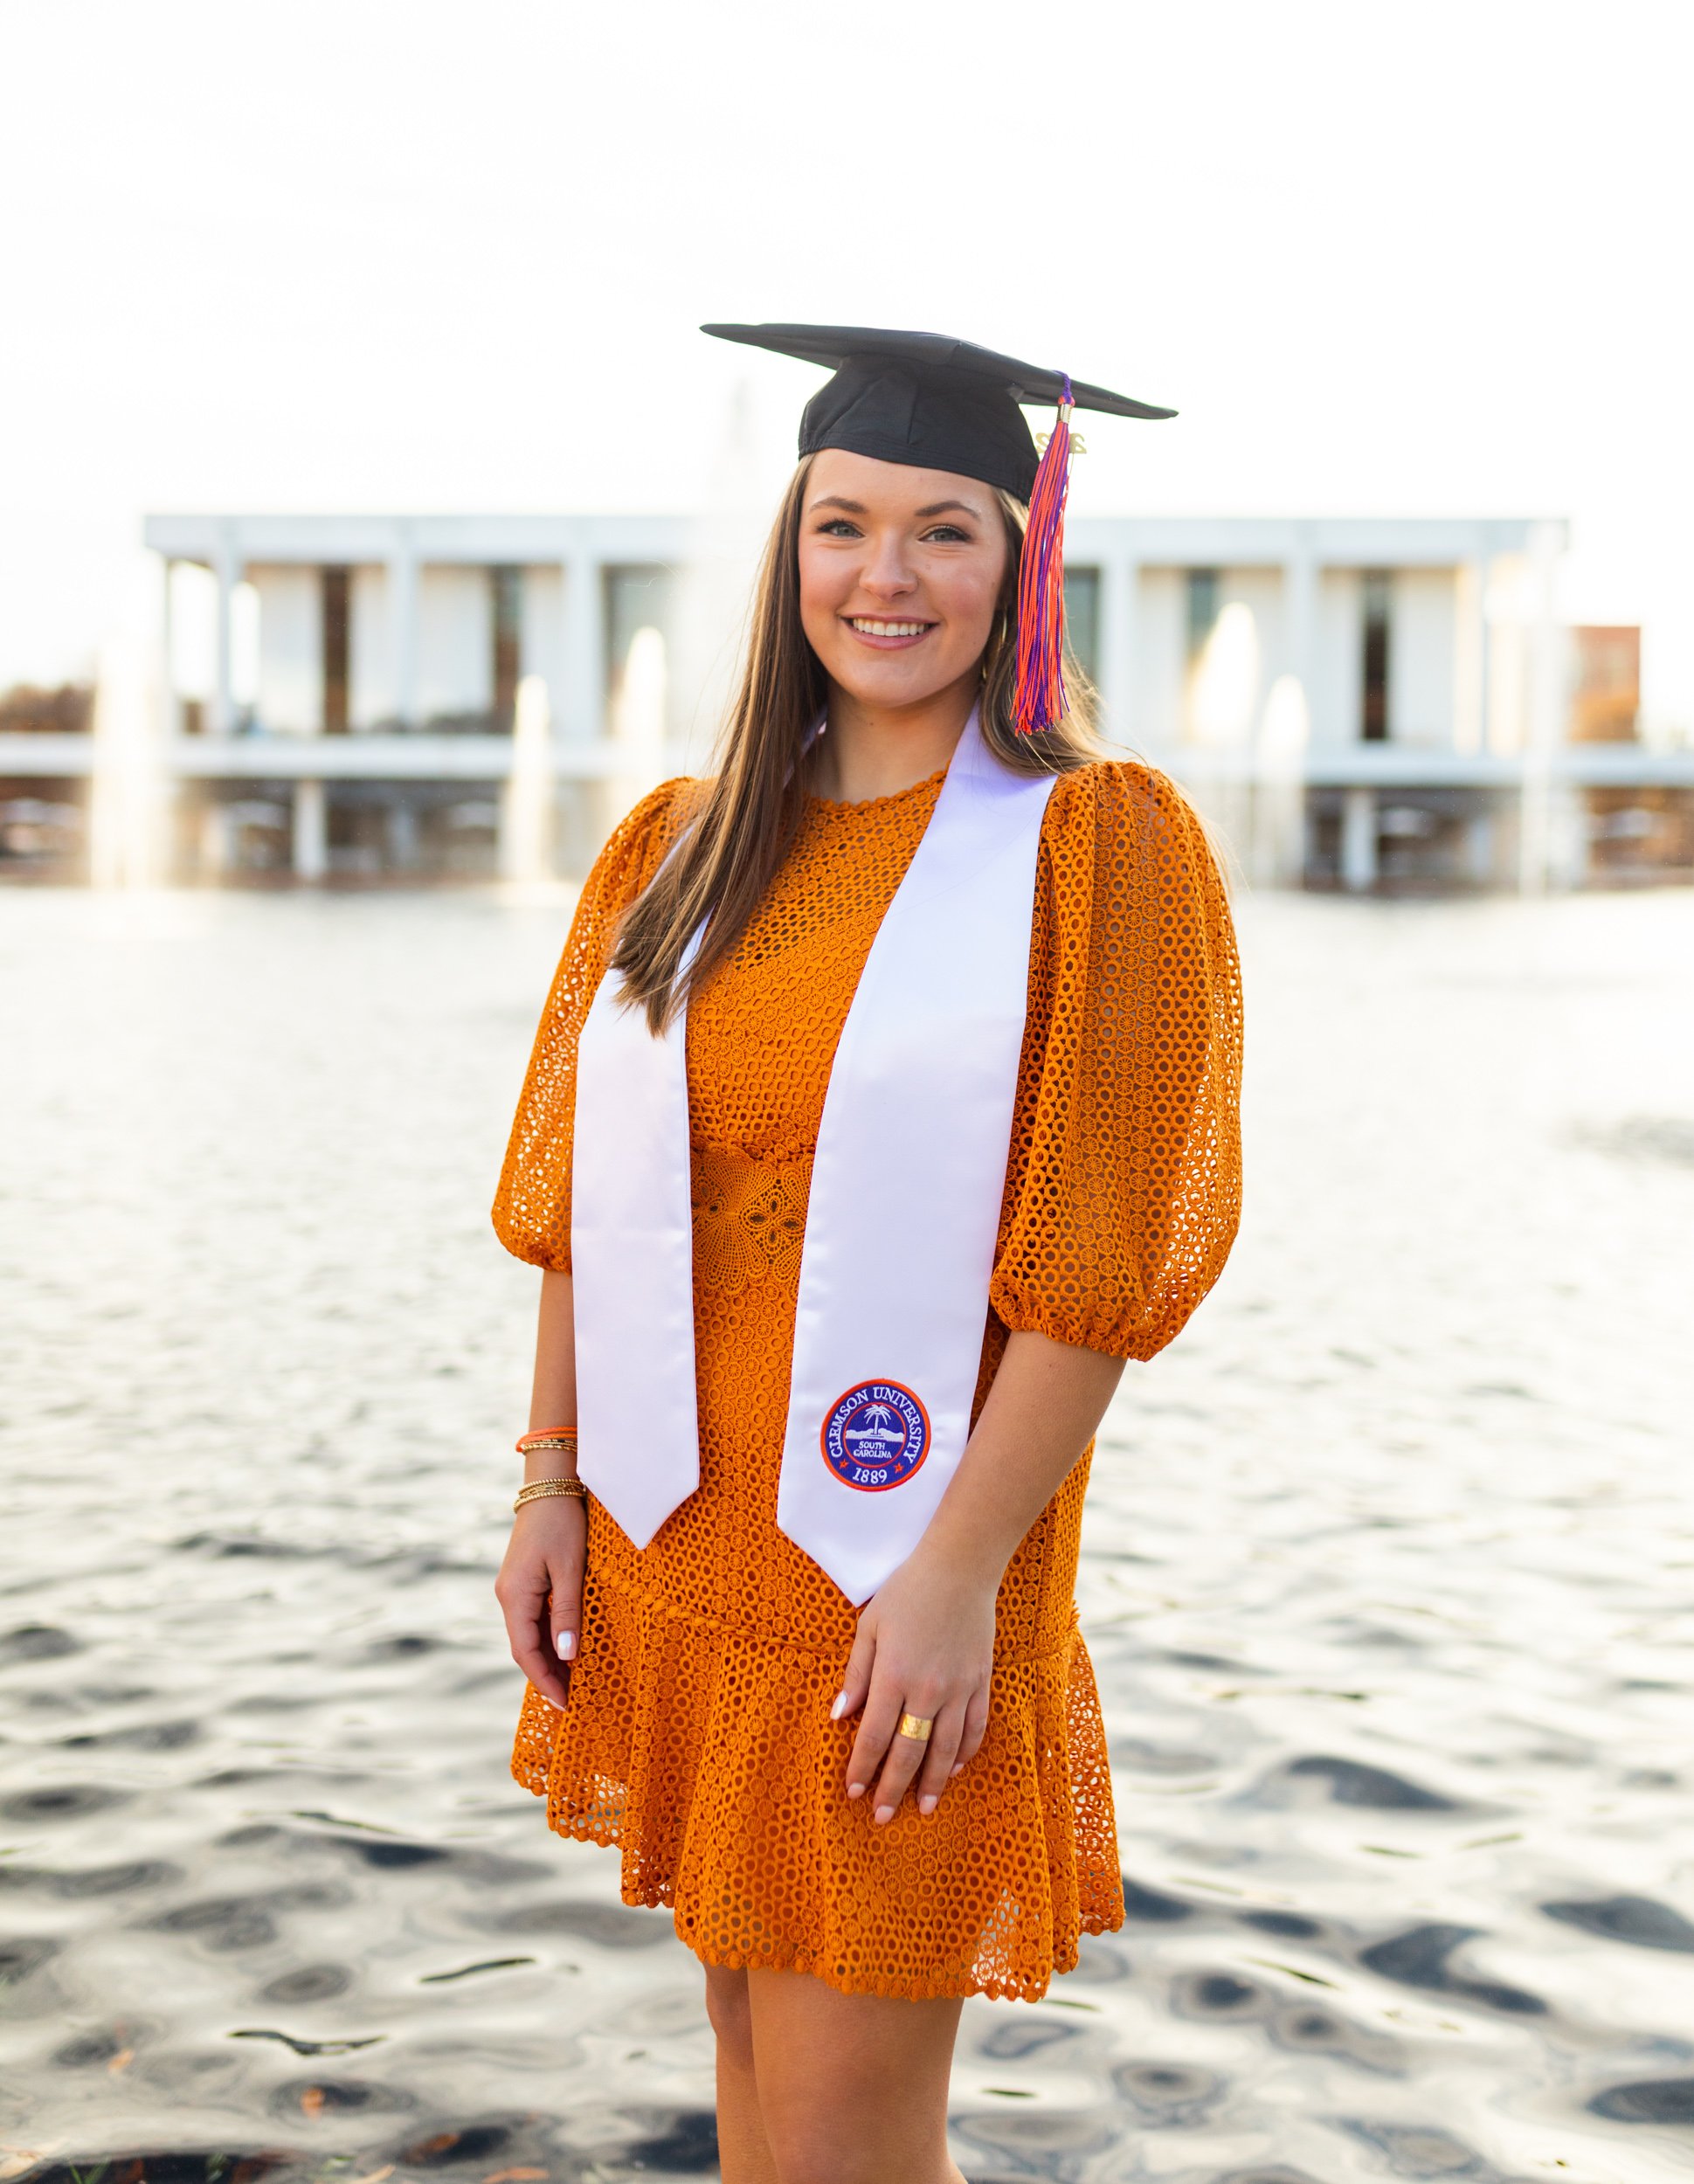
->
[[514, 1476, 588, 1510], [514, 1427, 582, 1511], [517, 1424, 578, 1455]]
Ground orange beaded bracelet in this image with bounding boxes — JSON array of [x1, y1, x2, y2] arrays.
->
[[516, 1424, 578, 1455]]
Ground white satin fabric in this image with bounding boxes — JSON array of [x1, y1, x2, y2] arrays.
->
[[570, 931, 701, 1550], [570, 709, 1055, 1602]]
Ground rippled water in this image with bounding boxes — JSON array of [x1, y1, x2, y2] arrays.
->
[[3, 883, 1693, 2184]]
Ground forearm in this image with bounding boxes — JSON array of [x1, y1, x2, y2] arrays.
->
[[496, 1269, 586, 1707], [917, 1329, 1125, 1586], [527, 1269, 579, 1468]]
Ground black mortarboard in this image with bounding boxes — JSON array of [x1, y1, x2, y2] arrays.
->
[[700, 322, 1175, 501], [701, 321, 1176, 734]]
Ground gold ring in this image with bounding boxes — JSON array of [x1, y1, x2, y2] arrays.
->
[[896, 1712, 934, 1744]]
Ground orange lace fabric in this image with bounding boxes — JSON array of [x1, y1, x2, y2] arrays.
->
[[492, 760, 1243, 2002]]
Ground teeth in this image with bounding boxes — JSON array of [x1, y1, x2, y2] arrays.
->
[[852, 619, 929, 637]]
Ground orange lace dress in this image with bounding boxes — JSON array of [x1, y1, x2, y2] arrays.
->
[[492, 758, 1242, 2002]]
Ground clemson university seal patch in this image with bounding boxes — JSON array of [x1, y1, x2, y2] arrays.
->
[[819, 1379, 930, 1493]]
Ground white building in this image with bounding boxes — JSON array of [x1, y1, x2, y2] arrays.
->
[[4, 509, 1691, 888]]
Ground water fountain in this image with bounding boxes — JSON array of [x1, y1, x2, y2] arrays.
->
[[608, 625, 667, 828], [500, 671, 557, 884], [87, 556, 169, 888], [1251, 673, 1310, 889]]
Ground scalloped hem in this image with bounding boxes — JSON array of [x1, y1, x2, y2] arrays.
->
[[509, 1754, 1123, 2003], [508, 1586, 1125, 2006]]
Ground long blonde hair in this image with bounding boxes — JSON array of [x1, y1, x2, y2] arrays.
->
[[611, 455, 1104, 1032]]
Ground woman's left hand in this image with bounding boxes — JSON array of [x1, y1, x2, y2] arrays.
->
[[833, 1546, 998, 1822]]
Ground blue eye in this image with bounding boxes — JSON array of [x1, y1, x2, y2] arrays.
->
[[817, 519, 861, 537], [924, 525, 971, 543]]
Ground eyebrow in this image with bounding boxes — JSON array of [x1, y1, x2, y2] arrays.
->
[[808, 494, 984, 519]]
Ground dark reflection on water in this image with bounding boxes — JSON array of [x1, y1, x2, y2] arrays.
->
[[20, 2159, 291, 2184], [1279, 1755, 1461, 1810], [1542, 1897, 1694, 1952], [4, 887, 1694, 2182], [1112, 2059, 1227, 2125], [1267, 2001, 1401, 2076], [1238, 1911, 1323, 1938], [1120, 1876, 1194, 1923], [1334, 2116, 1516, 2179], [1356, 1926, 1545, 2015], [1591, 2083, 1694, 2125]]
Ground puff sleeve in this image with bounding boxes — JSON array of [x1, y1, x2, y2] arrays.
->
[[491, 780, 689, 1272], [989, 762, 1244, 1361]]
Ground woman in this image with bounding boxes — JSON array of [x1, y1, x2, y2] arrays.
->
[[494, 325, 1242, 2184]]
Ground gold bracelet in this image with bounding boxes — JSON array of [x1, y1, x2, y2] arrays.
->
[[514, 1477, 588, 1510], [517, 1432, 578, 1455]]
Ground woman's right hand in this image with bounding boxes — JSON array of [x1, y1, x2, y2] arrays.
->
[[494, 1496, 586, 1710]]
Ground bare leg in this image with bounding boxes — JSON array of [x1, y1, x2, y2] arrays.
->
[[705, 1964, 778, 2184], [744, 1965, 966, 2184]]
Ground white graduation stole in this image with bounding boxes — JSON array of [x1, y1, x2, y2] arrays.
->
[[570, 709, 1055, 1604]]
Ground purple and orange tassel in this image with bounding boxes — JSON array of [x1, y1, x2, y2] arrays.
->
[[1013, 375, 1075, 735]]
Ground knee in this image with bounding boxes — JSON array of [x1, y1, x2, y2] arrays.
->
[[703, 1963, 755, 2073]]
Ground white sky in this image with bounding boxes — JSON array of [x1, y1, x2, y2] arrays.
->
[[3, 0, 1691, 726]]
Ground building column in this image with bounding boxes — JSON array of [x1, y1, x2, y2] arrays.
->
[[1463, 805, 1497, 887], [1340, 784, 1377, 891], [388, 525, 419, 728], [560, 551, 605, 742], [210, 522, 239, 735], [294, 778, 328, 881], [1098, 552, 1140, 750], [1547, 783, 1589, 890], [198, 798, 233, 879], [387, 799, 421, 870], [1455, 556, 1490, 755], [156, 556, 180, 742]]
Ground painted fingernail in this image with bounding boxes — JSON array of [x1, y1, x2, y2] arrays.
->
[[919, 1794, 937, 1815], [847, 1782, 864, 1800], [951, 1763, 964, 1778], [556, 1632, 577, 1661], [829, 1691, 848, 1721], [874, 1806, 894, 1825]]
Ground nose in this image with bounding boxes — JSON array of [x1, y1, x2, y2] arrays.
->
[[858, 530, 917, 601]]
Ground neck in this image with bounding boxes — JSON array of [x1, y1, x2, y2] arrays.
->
[[806, 669, 978, 804]]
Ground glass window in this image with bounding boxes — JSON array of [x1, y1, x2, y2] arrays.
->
[[321, 566, 350, 733], [604, 564, 676, 708], [1361, 570, 1391, 741], [1186, 569, 1220, 659], [1063, 566, 1101, 687], [491, 565, 522, 729]]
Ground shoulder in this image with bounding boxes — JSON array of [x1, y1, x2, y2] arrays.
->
[[609, 774, 700, 859], [584, 776, 701, 904], [1041, 757, 1225, 880]]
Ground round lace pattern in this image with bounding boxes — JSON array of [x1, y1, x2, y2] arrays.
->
[[494, 760, 1243, 2001]]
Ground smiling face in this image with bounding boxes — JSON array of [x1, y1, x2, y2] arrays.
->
[[797, 449, 1011, 715]]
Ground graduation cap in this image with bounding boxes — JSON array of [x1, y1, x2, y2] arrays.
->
[[702, 323, 1175, 734]]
